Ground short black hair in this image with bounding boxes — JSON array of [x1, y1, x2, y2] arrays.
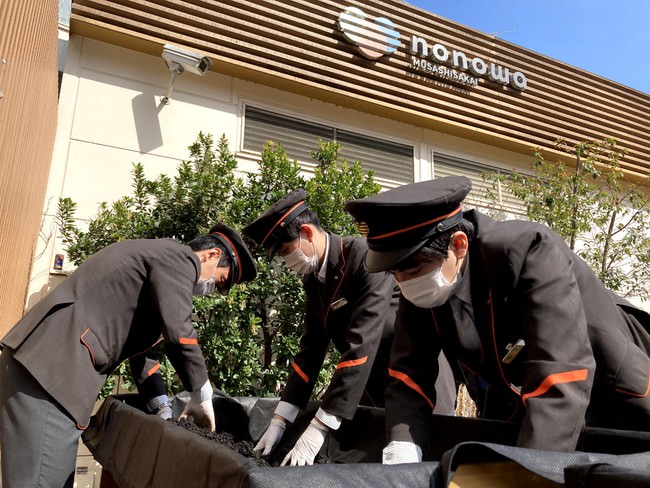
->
[[277, 208, 322, 243], [390, 218, 475, 271], [187, 235, 233, 269]]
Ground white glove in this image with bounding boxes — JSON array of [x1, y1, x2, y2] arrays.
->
[[382, 440, 422, 464], [179, 380, 215, 431], [154, 402, 173, 420], [147, 394, 172, 420], [254, 416, 287, 455], [281, 419, 328, 466]]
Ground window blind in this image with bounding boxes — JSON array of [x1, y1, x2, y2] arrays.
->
[[433, 152, 525, 218], [243, 105, 414, 186]]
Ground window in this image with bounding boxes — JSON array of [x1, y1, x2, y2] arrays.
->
[[433, 152, 525, 219], [243, 106, 414, 186]]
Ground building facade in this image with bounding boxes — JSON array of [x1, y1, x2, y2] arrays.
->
[[0, 0, 59, 334], [24, 0, 650, 315]]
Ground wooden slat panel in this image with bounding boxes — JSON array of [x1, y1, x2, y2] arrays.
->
[[0, 0, 59, 334], [70, 0, 650, 180]]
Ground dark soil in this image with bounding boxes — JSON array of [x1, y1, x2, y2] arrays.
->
[[172, 418, 331, 467]]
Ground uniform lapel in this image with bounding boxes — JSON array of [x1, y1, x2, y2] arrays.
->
[[323, 233, 346, 326], [470, 246, 523, 397]]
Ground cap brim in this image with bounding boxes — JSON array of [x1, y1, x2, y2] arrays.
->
[[364, 241, 427, 273], [265, 240, 281, 260], [226, 263, 236, 291]]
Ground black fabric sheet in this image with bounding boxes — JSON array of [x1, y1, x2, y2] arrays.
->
[[439, 442, 650, 486], [247, 463, 438, 488], [82, 395, 254, 488], [564, 463, 650, 488], [83, 394, 650, 488]]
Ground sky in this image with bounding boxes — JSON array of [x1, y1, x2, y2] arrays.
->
[[407, 0, 650, 94]]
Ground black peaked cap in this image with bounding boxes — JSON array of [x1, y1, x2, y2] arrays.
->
[[345, 176, 472, 272], [208, 223, 257, 290], [242, 190, 309, 259]]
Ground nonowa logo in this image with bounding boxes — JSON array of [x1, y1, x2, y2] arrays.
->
[[337, 6, 527, 91], [337, 6, 400, 59]]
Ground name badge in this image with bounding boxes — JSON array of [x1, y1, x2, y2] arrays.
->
[[330, 298, 348, 310], [502, 339, 525, 364]]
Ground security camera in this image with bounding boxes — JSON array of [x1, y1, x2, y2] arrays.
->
[[161, 44, 212, 76], [160, 44, 213, 104]]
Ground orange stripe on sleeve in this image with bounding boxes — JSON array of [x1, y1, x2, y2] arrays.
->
[[336, 356, 368, 370], [615, 366, 650, 398], [292, 361, 309, 383], [179, 337, 198, 345], [389, 368, 434, 410], [522, 369, 588, 404], [147, 362, 161, 377]]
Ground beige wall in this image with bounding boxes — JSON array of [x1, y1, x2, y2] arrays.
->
[[0, 0, 58, 335]]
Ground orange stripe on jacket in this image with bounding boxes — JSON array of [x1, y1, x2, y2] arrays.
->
[[79, 328, 95, 367], [615, 365, 650, 398], [147, 362, 161, 377], [292, 361, 309, 383], [522, 369, 588, 404], [179, 337, 198, 345], [336, 356, 368, 370], [389, 368, 434, 410]]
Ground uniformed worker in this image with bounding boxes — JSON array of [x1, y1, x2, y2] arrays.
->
[[243, 190, 457, 466], [133, 222, 259, 421], [345, 176, 650, 463], [0, 224, 256, 487]]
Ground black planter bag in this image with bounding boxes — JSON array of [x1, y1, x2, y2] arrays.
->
[[83, 393, 650, 488]]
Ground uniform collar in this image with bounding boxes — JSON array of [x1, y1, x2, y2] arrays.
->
[[315, 233, 330, 283], [454, 254, 472, 305]]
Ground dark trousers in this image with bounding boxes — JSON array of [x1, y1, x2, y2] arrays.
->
[[0, 351, 80, 488]]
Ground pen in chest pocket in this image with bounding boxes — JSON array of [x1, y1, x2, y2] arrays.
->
[[330, 297, 348, 310]]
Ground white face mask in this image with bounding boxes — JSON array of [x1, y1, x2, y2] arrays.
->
[[193, 253, 226, 296], [398, 264, 461, 308], [193, 277, 216, 296], [283, 236, 318, 275]]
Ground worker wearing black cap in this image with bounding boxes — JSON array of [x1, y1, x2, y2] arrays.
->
[[243, 190, 457, 466], [131, 222, 262, 422], [0, 224, 256, 487], [346, 176, 650, 462]]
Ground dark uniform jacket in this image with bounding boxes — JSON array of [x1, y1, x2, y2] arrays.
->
[[1, 239, 209, 428], [281, 234, 396, 420], [386, 210, 650, 451]]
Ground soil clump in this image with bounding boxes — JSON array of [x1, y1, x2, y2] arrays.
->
[[172, 418, 331, 467]]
